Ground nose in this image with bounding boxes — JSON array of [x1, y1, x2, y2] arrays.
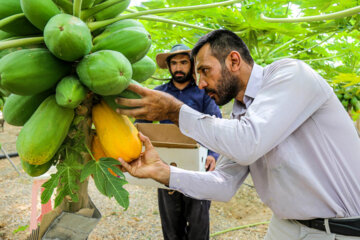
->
[[197, 77, 207, 90], [174, 63, 182, 72]]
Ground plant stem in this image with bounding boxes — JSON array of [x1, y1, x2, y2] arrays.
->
[[0, 37, 44, 50], [264, 38, 296, 59], [126, 9, 248, 35], [73, 0, 83, 18], [135, 15, 215, 32], [271, 32, 337, 60], [0, 13, 24, 29], [303, 54, 346, 62], [261, 5, 360, 23], [81, 0, 126, 20], [88, 0, 242, 31], [59, 94, 94, 212], [210, 221, 270, 237]]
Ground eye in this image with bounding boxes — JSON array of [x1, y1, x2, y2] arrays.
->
[[202, 68, 209, 75]]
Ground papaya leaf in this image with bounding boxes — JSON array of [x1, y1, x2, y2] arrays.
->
[[41, 172, 61, 205], [41, 150, 83, 207], [80, 157, 129, 209]]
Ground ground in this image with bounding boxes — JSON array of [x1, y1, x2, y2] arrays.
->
[[0, 122, 272, 240]]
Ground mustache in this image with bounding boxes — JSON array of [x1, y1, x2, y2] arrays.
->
[[174, 71, 186, 76], [205, 88, 216, 95]]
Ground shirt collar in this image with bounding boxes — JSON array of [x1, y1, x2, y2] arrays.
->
[[244, 63, 264, 100], [231, 63, 264, 119]]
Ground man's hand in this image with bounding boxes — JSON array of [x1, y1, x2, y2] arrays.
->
[[205, 155, 216, 171], [117, 132, 171, 185], [115, 84, 184, 124]]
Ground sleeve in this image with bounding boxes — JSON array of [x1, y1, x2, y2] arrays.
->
[[202, 94, 222, 160], [203, 94, 222, 118], [169, 155, 249, 201], [179, 60, 332, 166]]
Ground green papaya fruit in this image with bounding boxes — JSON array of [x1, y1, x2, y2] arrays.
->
[[16, 95, 74, 165], [20, 0, 61, 31], [103, 79, 142, 110], [0, 0, 41, 35], [94, 0, 130, 20], [44, 14, 92, 61], [92, 26, 152, 63], [131, 56, 156, 83], [77, 50, 132, 96], [0, 45, 45, 59], [21, 157, 54, 177], [0, 0, 21, 17], [55, 76, 87, 109], [3, 90, 52, 126], [92, 19, 145, 45], [0, 48, 70, 95]]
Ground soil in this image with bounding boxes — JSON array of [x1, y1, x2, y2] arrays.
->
[[0, 122, 272, 240]]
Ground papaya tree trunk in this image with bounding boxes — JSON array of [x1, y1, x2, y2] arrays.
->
[[58, 93, 94, 213]]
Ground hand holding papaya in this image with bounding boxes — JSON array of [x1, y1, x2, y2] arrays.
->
[[115, 84, 184, 124], [118, 132, 170, 185]]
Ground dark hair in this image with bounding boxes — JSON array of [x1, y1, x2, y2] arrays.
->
[[191, 30, 253, 65]]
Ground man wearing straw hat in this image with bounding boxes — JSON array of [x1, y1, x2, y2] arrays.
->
[[137, 44, 222, 240]]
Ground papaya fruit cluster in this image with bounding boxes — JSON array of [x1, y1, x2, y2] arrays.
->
[[0, 0, 157, 177], [334, 85, 360, 115]]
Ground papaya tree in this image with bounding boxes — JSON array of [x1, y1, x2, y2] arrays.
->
[[0, 0, 242, 237]]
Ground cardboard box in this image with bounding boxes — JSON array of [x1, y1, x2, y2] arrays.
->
[[124, 123, 208, 188]]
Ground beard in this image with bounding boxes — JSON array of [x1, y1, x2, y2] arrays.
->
[[205, 66, 240, 106], [171, 70, 193, 84]]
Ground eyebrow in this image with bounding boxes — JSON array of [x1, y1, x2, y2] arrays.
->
[[196, 64, 208, 72]]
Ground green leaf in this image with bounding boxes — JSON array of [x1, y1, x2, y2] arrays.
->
[[80, 157, 129, 209], [41, 149, 83, 207]]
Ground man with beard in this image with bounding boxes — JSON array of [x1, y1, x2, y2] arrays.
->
[[116, 30, 360, 239], [136, 44, 222, 240]]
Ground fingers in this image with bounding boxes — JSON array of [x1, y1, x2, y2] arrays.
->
[[115, 97, 143, 108], [118, 158, 132, 173], [116, 106, 147, 119], [127, 83, 151, 96], [139, 132, 154, 150]]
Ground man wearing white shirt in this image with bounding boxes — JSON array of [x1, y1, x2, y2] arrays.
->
[[116, 30, 360, 239]]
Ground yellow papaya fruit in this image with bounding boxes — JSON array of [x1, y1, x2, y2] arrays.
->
[[92, 101, 142, 163], [91, 135, 117, 177]]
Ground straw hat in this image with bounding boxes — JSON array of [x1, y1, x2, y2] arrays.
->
[[156, 44, 191, 69]]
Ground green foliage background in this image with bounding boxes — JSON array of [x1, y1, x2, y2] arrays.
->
[[128, 0, 360, 118]]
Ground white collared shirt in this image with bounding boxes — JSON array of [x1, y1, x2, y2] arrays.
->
[[169, 59, 360, 220]]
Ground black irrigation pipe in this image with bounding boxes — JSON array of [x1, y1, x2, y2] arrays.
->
[[0, 152, 18, 159]]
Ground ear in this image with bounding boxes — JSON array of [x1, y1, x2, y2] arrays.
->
[[226, 51, 241, 72]]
